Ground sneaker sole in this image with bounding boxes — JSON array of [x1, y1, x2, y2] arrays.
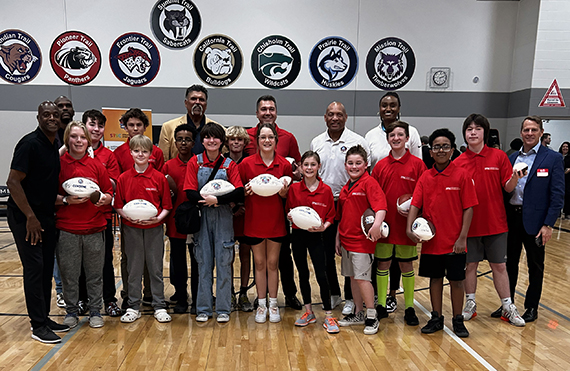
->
[[255, 318, 267, 324], [463, 312, 477, 321], [31, 334, 61, 344], [363, 327, 379, 335], [90, 322, 104, 328], [295, 318, 317, 327]]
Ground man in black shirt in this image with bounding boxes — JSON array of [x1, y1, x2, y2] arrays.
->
[[7, 101, 70, 343]]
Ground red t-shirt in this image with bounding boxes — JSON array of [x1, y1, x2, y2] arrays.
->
[[286, 179, 335, 229], [454, 145, 511, 237], [114, 165, 172, 229], [337, 172, 387, 254], [371, 150, 427, 245], [183, 152, 243, 192], [162, 155, 192, 239], [411, 162, 478, 255], [93, 142, 121, 219], [244, 124, 301, 162], [239, 153, 293, 238], [57, 153, 114, 234], [114, 138, 164, 174]]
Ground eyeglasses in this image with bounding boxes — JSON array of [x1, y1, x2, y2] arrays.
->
[[175, 138, 194, 143], [431, 144, 452, 152], [259, 136, 276, 141]]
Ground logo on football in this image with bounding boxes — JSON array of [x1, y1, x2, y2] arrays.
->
[[62, 177, 100, 197], [411, 217, 436, 241], [123, 199, 158, 220], [361, 208, 389, 239], [289, 206, 321, 230], [250, 173, 283, 197]]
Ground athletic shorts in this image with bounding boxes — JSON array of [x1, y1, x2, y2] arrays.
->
[[374, 243, 418, 262], [241, 235, 286, 246], [466, 232, 507, 264], [341, 247, 374, 281], [419, 253, 466, 281]]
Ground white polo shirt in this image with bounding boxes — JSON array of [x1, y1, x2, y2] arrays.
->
[[365, 123, 422, 169], [310, 128, 370, 198]]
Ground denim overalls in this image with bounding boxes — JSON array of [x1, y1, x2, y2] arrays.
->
[[194, 154, 235, 316]]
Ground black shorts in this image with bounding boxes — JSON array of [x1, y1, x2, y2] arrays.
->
[[241, 235, 286, 246], [419, 253, 466, 281]]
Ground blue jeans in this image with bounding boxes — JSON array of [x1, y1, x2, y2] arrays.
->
[[53, 254, 63, 294]]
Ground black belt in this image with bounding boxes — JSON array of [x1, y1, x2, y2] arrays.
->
[[510, 205, 523, 213]]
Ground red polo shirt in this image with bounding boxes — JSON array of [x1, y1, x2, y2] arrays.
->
[[239, 153, 293, 238], [57, 153, 113, 234], [183, 152, 243, 192], [93, 142, 121, 219], [371, 150, 427, 245], [114, 138, 164, 174], [454, 145, 511, 237], [114, 165, 172, 229], [286, 178, 335, 229], [411, 162, 478, 255], [162, 155, 192, 239], [244, 123, 301, 162], [337, 172, 387, 254]]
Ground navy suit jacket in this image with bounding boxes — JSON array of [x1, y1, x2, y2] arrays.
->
[[508, 145, 565, 235]]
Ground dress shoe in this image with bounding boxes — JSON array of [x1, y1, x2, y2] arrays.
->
[[285, 295, 302, 310], [522, 308, 538, 322]]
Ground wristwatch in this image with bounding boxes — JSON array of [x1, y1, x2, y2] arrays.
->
[[62, 196, 69, 206]]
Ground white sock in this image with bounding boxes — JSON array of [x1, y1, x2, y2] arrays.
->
[[466, 293, 475, 301], [258, 298, 267, 308], [366, 308, 376, 319], [269, 297, 278, 308], [501, 297, 512, 310]]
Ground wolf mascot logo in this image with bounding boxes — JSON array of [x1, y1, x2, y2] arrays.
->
[[366, 37, 415, 91], [377, 52, 404, 82], [318, 48, 347, 82]]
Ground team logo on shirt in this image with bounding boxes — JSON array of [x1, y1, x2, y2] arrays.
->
[[365, 37, 415, 91], [251, 35, 301, 89], [109, 32, 160, 87], [308, 36, 358, 90], [0, 29, 41, 84], [194, 34, 243, 87], [50, 31, 101, 85], [150, 0, 201, 49], [340, 146, 348, 153]]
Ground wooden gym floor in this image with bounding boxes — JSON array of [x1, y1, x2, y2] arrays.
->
[[0, 218, 569, 371]]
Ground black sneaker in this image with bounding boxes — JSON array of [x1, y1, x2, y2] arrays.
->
[[190, 304, 197, 315], [421, 311, 444, 334], [77, 300, 89, 315], [364, 317, 379, 335], [285, 295, 303, 310], [404, 307, 419, 326], [452, 314, 469, 337], [174, 300, 189, 314], [490, 306, 502, 318], [169, 292, 182, 304], [386, 295, 397, 313], [47, 318, 70, 333], [32, 326, 61, 344], [376, 304, 389, 320], [105, 302, 122, 317]]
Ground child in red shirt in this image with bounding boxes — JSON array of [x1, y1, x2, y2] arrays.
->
[[336, 145, 387, 335], [407, 128, 478, 338]]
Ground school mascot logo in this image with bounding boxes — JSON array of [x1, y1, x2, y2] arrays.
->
[[251, 35, 301, 89], [50, 31, 101, 85], [366, 37, 415, 91], [109, 33, 160, 87], [0, 29, 41, 84], [194, 34, 243, 87], [309, 36, 358, 89], [150, 0, 201, 49]]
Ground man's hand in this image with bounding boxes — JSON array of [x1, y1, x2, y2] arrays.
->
[[536, 225, 553, 246], [26, 215, 44, 245], [453, 236, 467, 254]]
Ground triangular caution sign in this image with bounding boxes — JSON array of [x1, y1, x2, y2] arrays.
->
[[539, 79, 566, 107]]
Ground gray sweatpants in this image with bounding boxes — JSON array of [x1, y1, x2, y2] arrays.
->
[[56, 230, 104, 314], [122, 224, 166, 310]]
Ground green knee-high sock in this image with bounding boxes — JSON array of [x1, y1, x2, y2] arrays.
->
[[402, 271, 415, 308], [376, 269, 389, 307]]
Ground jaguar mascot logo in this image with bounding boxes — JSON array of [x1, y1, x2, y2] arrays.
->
[[116, 47, 152, 74]]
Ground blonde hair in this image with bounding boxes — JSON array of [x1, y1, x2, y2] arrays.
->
[[129, 134, 153, 152], [64, 121, 91, 150], [226, 126, 250, 145]]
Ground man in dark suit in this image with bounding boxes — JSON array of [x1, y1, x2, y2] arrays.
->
[[505, 116, 564, 322]]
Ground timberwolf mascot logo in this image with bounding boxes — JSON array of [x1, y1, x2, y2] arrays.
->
[[150, 0, 201, 50], [0, 29, 42, 84], [366, 37, 415, 91], [318, 48, 347, 82], [377, 51, 404, 82], [309, 36, 358, 90]]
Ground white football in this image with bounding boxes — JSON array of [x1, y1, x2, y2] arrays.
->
[[250, 174, 283, 197], [397, 196, 413, 214], [122, 199, 158, 220], [411, 217, 436, 241], [285, 157, 295, 164], [200, 179, 235, 197], [380, 222, 390, 238], [62, 177, 100, 197], [280, 176, 292, 186], [289, 206, 321, 230], [513, 162, 528, 176]]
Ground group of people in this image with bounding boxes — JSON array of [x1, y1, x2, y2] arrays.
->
[[7, 84, 564, 344]]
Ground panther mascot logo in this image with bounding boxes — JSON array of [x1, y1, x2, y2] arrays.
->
[[377, 52, 404, 82], [163, 9, 190, 41], [204, 47, 232, 75], [318, 48, 347, 82], [0, 42, 37, 74], [55, 46, 96, 69]]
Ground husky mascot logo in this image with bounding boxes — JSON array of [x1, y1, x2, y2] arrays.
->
[[109, 32, 160, 87], [151, 0, 201, 50], [55, 47, 96, 69], [309, 36, 358, 90], [194, 34, 243, 87], [366, 37, 415, 91], [251, 35, 301, 89], [0, 29, 42, 84]]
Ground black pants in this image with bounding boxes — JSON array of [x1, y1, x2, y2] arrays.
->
[[323, 220, 352, 299], [169, 237, 199, 304], [506, 205, 545, 309], [279, 222, 298, 297], [8, 208, 56, 329], [291, 229, 332, 310]]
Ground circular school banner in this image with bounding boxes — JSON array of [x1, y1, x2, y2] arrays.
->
[[50, 31, 101, 85], [365, 37, 415, 91], [150, 0, 201, 49], [109, 32, 161, 87], [308, 36, 358, 90], [251, 35, 301, 89], [193, 34, 243, 87], [0, 29, 42, 84]]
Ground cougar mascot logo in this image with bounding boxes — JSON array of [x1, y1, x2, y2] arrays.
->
[[204, 47, 232, 75], [163, 9, 190, 40], [0, 42, 37, 74], [55, 46, 96, 69], [377, 52, 404, 82], [318, 48, 347, 82]]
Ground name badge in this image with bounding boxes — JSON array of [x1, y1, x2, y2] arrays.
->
[[537, 169, 548, 177]]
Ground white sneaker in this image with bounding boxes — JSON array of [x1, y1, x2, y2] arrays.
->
[[462, 299, 477, 321], [154, 309, 171, 323], [196, 313, 209, 322], [217, 313, 230, 323], [269, 306, 281, 323], [502, 304, 525, 327], [120, 308, 141, 323], [342, 299, 354, 315], [331, 295, 343, 310], [255, 306, 267, 323], [56, 293, 66, 308]]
